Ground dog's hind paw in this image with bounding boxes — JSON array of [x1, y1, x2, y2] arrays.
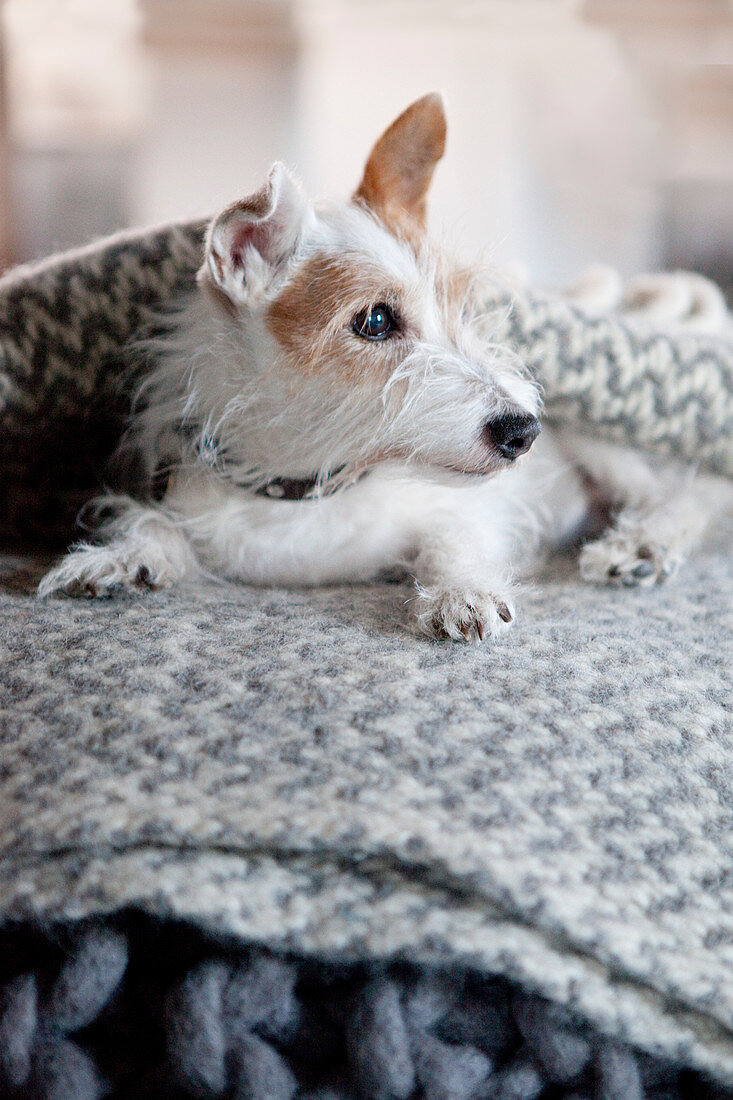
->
[[38, 544, 181, 599], [414, 585, 515, 643], [579, 532, 681, 588]]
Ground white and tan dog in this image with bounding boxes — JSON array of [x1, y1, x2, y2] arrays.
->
[[39, 94, 705, 640]]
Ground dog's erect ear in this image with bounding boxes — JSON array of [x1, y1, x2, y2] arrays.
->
[[353, 93, 446, 235], [202, 163, 307, 305]]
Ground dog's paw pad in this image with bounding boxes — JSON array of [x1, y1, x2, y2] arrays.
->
[[580, 535, 680, 588], [417, 587, 515, 643]]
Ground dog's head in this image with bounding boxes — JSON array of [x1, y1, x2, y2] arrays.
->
[[195, 93, 540, 485]]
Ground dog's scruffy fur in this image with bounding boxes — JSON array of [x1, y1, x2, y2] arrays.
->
[[39, 94, 709, 641]]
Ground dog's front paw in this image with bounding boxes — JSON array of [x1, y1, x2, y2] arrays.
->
[[414, 585, 515, 643], [38, 544, 180, 599], [579, 532, 680, 588]]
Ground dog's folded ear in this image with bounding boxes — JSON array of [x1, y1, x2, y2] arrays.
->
[[201, 163, 308, 306], [354, 92, 446, 237]]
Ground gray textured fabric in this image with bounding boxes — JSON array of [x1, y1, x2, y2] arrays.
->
[[1, 518, 731, 1088], [1, 220, 732, 546]]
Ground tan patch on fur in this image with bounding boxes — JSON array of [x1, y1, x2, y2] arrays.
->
[[267, 255, 406, 382], [354, 93, 446, 239]]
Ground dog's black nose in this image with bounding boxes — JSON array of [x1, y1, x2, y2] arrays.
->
[[485, 413, 541, 459]]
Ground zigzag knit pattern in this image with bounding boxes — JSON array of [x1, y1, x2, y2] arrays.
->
[[0, 222, 204, 542], [0, 221, 731, 543], [0, 918, 727, 1100], [485, 282, 733, 478]]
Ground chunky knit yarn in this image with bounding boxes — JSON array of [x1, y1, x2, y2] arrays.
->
[[0, 917, 727, 1100]]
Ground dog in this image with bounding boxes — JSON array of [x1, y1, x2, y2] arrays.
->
[[38, 93, 708, 641]]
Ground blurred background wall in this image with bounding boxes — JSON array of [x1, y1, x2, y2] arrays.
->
[[1, 0, 731, 291]]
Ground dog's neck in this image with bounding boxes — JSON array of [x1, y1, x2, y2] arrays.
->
[[180, 421, 361, 501]]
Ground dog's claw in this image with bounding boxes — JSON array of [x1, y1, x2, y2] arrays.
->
[[419, 589, 515, 642]]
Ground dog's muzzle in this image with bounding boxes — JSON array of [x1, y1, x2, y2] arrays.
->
[[484, 413, 541, 460]]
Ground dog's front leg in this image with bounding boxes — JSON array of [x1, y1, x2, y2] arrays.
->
[[410, 519, 516, 643], [38, 496, 199, 598]]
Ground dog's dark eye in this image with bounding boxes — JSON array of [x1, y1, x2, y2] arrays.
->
[[351, 303, 396, 341]]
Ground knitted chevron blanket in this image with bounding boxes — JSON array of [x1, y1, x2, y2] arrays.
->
[[0, 221, 731, 543]]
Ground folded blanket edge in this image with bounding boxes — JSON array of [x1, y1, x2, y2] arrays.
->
[[2, 845, 732, 1089]]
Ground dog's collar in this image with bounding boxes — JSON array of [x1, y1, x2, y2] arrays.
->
[[179, 422, 363, 501], [253, 474, 324, 501], [247, 469, 370, 500]]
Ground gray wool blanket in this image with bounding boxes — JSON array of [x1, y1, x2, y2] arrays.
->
[[1, 223, 732, 1098]]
